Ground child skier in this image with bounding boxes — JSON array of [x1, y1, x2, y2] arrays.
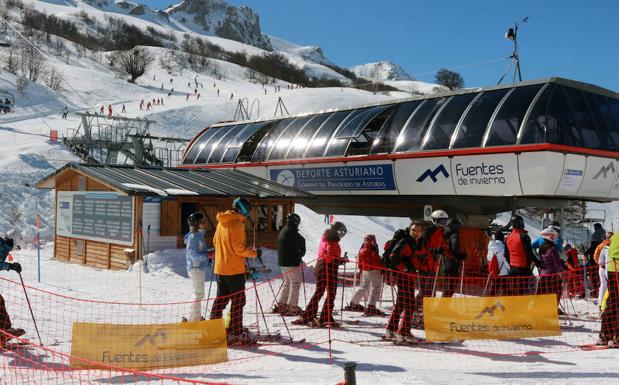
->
[[184, 212, 209, 322], [345, 234, 386, 316]]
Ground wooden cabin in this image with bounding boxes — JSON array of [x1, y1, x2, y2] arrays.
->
[[36, 163, 311, 270]]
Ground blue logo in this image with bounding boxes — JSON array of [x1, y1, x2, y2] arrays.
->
[[416, 165, 450, 183]]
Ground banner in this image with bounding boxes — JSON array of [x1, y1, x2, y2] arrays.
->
[[70, 319, 228, 370], [270, 163, 396, 191], [423, 294, 561, 341]]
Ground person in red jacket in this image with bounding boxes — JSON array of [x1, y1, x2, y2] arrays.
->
[[385, 222, 424, 343], [293, 222, 348, 327], [505, 215, 540, 295], [344, 234, 386, 316], [564, 243, 584, 297]]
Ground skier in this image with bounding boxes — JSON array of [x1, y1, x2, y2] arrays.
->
[[121, 104, 126, 113], [586, 223, 606, 298], [107, 105, 112, 118], [99, 105, 104, 114], [345, 234, 386, 316], [423, 210, 451, 293], [0, 231, 25, 347], [564, 243, 583, 297], [441, 218, 466, 298], [505, 215, 540, 295], [598, 240, 611, 307], [293, 222, 348, 327], [599, 231, 619, 345], [385, 222, 424, 343], [61, 106, 68, 119], [230, 93, 234, 100], [537, 227, 563, 308], [209, 198, 261, 345], [140, 100, 144, 110], [183, 212, 209, 321], [146, 101, 151, 110], [273, 213, 306, 316], [486, 230, 509, 296], [197, 93, 200, 100], [531, 221, 563, 253]]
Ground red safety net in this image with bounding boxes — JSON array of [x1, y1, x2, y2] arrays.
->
[[0, 257, 615, 384]]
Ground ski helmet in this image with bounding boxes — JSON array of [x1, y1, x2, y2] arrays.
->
[[431, 210, 449, 226], [187, 212, 205, 227], [332, 222, 347, 238], [510, 215, 525, 230], [286, 213, 301, 227], [232, 197, 252, 217], [541, 227, 559, 242]]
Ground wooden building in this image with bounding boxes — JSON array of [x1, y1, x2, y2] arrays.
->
[[36, 163, 311, 270]]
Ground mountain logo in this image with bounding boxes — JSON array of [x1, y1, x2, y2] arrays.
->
[[593, 162, 615, 180], [416, 165, 449, 183], [275, 170, 295, 187], [135, 329, 168, 347], [474, 300, 506, 319]]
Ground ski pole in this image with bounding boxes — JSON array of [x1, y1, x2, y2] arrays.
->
[[257, 256, 293, 341], [204, 258, 215, 320], [431, 255, 443, 298], [340, 253, 348, 325], [301, 263, 307, 306], [459, 261, 465, 296], [145, 224, 151, 267], [246, 260, 270, 337], [18, 273, 43, 346]]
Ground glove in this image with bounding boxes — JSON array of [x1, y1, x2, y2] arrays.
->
[[208, 257, 213, 266], [10, 262, 22, 274], [256, 248, 263, 264]]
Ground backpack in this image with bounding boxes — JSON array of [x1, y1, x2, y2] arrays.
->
[[381, 229, 407, 269], [0, 237, 13, 262]]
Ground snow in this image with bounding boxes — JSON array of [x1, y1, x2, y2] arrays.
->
[[350, 61, 414, 81]]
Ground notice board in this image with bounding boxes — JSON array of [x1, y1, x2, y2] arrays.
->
[[57, 191, 134, 245]]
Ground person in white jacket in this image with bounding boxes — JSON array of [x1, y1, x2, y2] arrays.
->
[[598, 245, 609, 307], [486, 231, 509, 295]]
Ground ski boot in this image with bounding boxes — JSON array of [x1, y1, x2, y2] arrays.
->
[[284, 305, 303, 316], [382, 329, 396, 341], [227, 331, 257, 346], [318, 318, 341, 328], [272, 303, 287, 314], [364, 305, 387, 317], [343, 303, 365, 312]]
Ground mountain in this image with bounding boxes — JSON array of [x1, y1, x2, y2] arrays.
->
[[349, 61, 414, 82], [165, 0, 272, 50]]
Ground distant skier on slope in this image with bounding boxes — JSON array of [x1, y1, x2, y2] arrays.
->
[[0, 231, 25, 347]]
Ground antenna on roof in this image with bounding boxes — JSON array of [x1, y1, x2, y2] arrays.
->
[[497, 16, 528, 85]]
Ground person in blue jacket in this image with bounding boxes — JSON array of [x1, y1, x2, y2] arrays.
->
[[185, 212, 210, 322], [532, 221, 563, 253], [1, 231, 25, 346]]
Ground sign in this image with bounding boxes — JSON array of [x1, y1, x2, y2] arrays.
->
[[57, 191, 134, 245], [423, 294, 561, 341], [395, 157, 455, 195], [270, 164, 396, 191], [423, 205, 433, 221], [70, 319, 228, 370], [451, 154, 522, 196]]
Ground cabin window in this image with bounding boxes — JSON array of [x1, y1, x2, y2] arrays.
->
[[325, 105, 392, 157], [183, 128, 218, 164], [370, 101, 422, 154], [451, 89, 510, 149], [225, 122, 270, 163], [284, 114, 330, 160], [208, 125, 245, 163], [252, 118, 295, 162], [194, 127, 234, 164], [304, 110, 352, 158], [564, 87, 603, 149], [485, 84, 543, 146], [268, 116, 313, 160], [395, 98, 446, 152], [346, 107, 396, 156], [423, 93, 476, 150]]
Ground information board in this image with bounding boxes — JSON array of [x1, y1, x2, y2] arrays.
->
[[57, 191, 134, 246]]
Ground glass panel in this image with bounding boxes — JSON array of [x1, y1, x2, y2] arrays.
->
[[452, 89, 510, 149], [194, 126, 234, 164], [252, 118, 295, 162], [235, 121, 279, 162], [563, 87, 602, 149], [346, 107, 395, 156], [588, 95, 619, 151], [485, 84, 543, 146], [335, 105, 392, 139], [607, 97, 619, 150], [285, 114, 330, 160], [222, 122, 268, 163], [207, 124, 245, 163], [183, 128, 218, 164], [520, 85, 554, 144], [304, 110, 352, 158], [396, 98, 447, 152], [370, 100, 422, 154], [325, 106, 392, 157], [423, 94, 476, 150], [268, 116, 313, 160]]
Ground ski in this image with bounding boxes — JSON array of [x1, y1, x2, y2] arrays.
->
[[577, 343, 619, 351]]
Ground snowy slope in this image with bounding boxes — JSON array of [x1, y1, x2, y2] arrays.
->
[[350, 61, 414, 81]]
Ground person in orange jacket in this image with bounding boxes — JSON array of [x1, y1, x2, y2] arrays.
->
[[209, 197, 260, 345]]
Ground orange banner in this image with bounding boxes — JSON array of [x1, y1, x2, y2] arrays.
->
[[70, 319, 228, 370], [423, 294, 561, 341]]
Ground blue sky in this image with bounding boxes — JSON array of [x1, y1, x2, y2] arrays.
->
[[145, 0, 619, 91]]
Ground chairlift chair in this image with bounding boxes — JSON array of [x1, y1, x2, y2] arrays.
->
[[0, 90, 15, 114]]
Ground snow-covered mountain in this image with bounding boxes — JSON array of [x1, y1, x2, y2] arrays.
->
[[350, 61, 414, 82]]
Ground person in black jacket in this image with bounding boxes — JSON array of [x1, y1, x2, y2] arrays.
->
[[274, 213, 306, 316], [1, 232, 25, 346], [442, 218, 467, 298]]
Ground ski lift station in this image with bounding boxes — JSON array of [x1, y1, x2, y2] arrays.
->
[[180, 77, 619, 220]]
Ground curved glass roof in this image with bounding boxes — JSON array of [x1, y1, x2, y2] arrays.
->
[[182, 78, 619, 165]]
